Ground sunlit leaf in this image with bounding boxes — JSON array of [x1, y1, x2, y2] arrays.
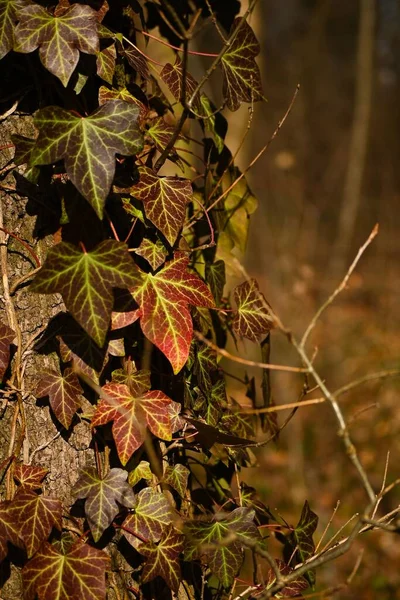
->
[[184, 508, 260, 587], [13, 463, 48, 491], [0, 501, 23, 562], [96, 42, 116, 84], [73, 467, 135, 542], [221, 19, 263, 111], [205, 260, 226, 306], [163, 464, 189, 497], [128, 460, 153, 487], [111, 367, 151, 394], [22, 539, 109, 600], [91, 381, 174, 465], [135, 238, 167, 270], [122, 487, 173, 550], [31, 100, 143, 218], [0, 0, 29, 60], [161, 56, 201, 110], [98, 85, 148, 120], [0, 321, 14, 381], [129, 254, 214, 373], [10, 490, 62, 557], [14, 3, 100, 86], [36, 368, 83, 429], [146, 117, 180, 154], [232, 279, 273, 342], [129, 166, 192, 246], [138, 525, 184, 591], [30, 240, 140, 347]]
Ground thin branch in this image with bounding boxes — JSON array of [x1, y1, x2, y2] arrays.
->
[[334, 368, 400, 397], [239, 397, 325, 414], [314, 501, 340, 553]]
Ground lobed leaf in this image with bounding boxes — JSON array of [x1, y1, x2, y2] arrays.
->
[[266, 560, 308, 598], [0, 0, 29, 60], [98, 85, 148, 120], [221, 19, 263, 111], [30, 240, 140, 347], [135, 238, 167, 270], [138, 525, 184, 591], [123, 43, 149, 78], [161, 56, 201, 110], [128, 460, 153, 487], [73, 467, 135, 542], [22, 539, 109, 600], [31, 100, 143, 218], [146, 117, 180, 154], [36, 368, 83, 429], [14, 3, 100, 86], [122, 488, 173, 550], [163, 464, 189, 497], [13, 463, 48, 491], [0, 321, 14, 381], [292, 501, 318, 585], [232, 279, 273, 342], [0, 500, 23, 562], [96, 42, 116, 84], [205, 260, 226, 307]]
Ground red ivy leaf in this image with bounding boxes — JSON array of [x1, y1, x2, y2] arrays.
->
[[14, 3, 100, 86], [123, 43, 149, 78], [0, 501, 23, 562], [13, 463, 48, 490], [73, 467, 135, 542], [0, 321, 14, 381], [22, 539, 109, 600], [10, 490, 62, 557], [91, 381, 174, 465], [30, 240, 140, 347], [130, 166, 192, 246], [130, 254, 215, 373], [138, 525, 184, 592], [221, 19, 263, 111], [122, 488, 173, 550], [36, 368, 83, 429], [266, 560, 308, 598], [30, 100, 143, 218], [232, 279, 273, 342], [160, 56, 201, 110]]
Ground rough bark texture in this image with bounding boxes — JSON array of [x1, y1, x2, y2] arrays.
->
[[0, 113, 93, 599]]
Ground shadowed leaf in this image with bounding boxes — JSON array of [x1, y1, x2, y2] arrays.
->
[[73, 467, 135, 541], [0, 321, 14, 381], [123, 43, 148, 78], [0, 0, 29, 60], [13, 464, 48, 491], [130, 254, 215, 373], [163, 464, 189, 497], [233, 279, 273, 342], [91, 381, 174, 465], [36, 368, 83, 429], [292, 501, 318, 585], [221, 19, 263, 111], [135, 238, 167, 270], [14, 3, 99, 86], [30, 240, 140, 347], [205, 260, 226, 306], [22, 539, 109, 600], [96, 43, 116, 84], [0, 501, 23, 562], [138, 525, 184, 591], [129, 166, 192, 246], [122, 488, 173, 550], [266, 560, 308, 598], [200, 95, 227, 153], [31, 100, 142, 218]]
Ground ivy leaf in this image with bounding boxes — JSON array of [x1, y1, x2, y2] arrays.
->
[[31, 100, 143, 218], [96, 42, 116, 84], [123, 43, 149, 78], [91, 381, 174, 465], [73, 467, 135, 542], [199, 95, 227, 154], [122, 488, 173, 550], [10, 490, 62, 557], [98, 85, 148, 120], [129, 166, 192, 246], [22, 539, 109, 600], [0, 501, 23, 562], [130, 254, 215, 373], [135, 238, 167, 270], [221, 19, 263, 111], [266, 560, 308, 598], [0, 0, 28, 60], [0, 321, 14, 381], [14, 3, 100, 86], [221, 402, 255, 440], [138, 525, 184, 591], [160, 56, 201, 110], [205, 260, 226, 307], [111, 367, 151, 393], [185, 508, 260, 587], [292, 501, 318, 585], [13, 464, 48, 491], [232, 279, 273, 342], [163, 464, 189, 497], [128, 460, 153, 487], [146, 117, 180, 154], [36, 368, 83, 429], [192, 342, 218, 393], [30, 240, 140, 347]]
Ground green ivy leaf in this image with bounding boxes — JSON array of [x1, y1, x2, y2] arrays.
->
[[36, 368, 83, 429], [0, 321, 14, 381], [129, 166, 192, 246], [122, 488, 173, 550], [91, 381, 175, 465], [13, 464, 48, 491], [98, 85, 148, 120], [200, 95, 226, 153], [138, 525, 184, 592], [232, 279, 273, 342], [30, 240, 139, 347], [31, 100, 143, 218], [14, 3, 100, 86], [221, 19, 263, 111], [163, 464, 189, 497], [192, 342, 218, 393], [0, 0, 28, 60], [130, 254, 215, 374], [22, 539, 109, 600], [135, 238, 167, 270], [185, 508, 260, 587], [128, 460, 153, 487], [10, 489, 62, 558], [146, 117, 180, 154], [205, 260, 226, 307], [96, 42, 116, 84], [73, 467, 135, 542]]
